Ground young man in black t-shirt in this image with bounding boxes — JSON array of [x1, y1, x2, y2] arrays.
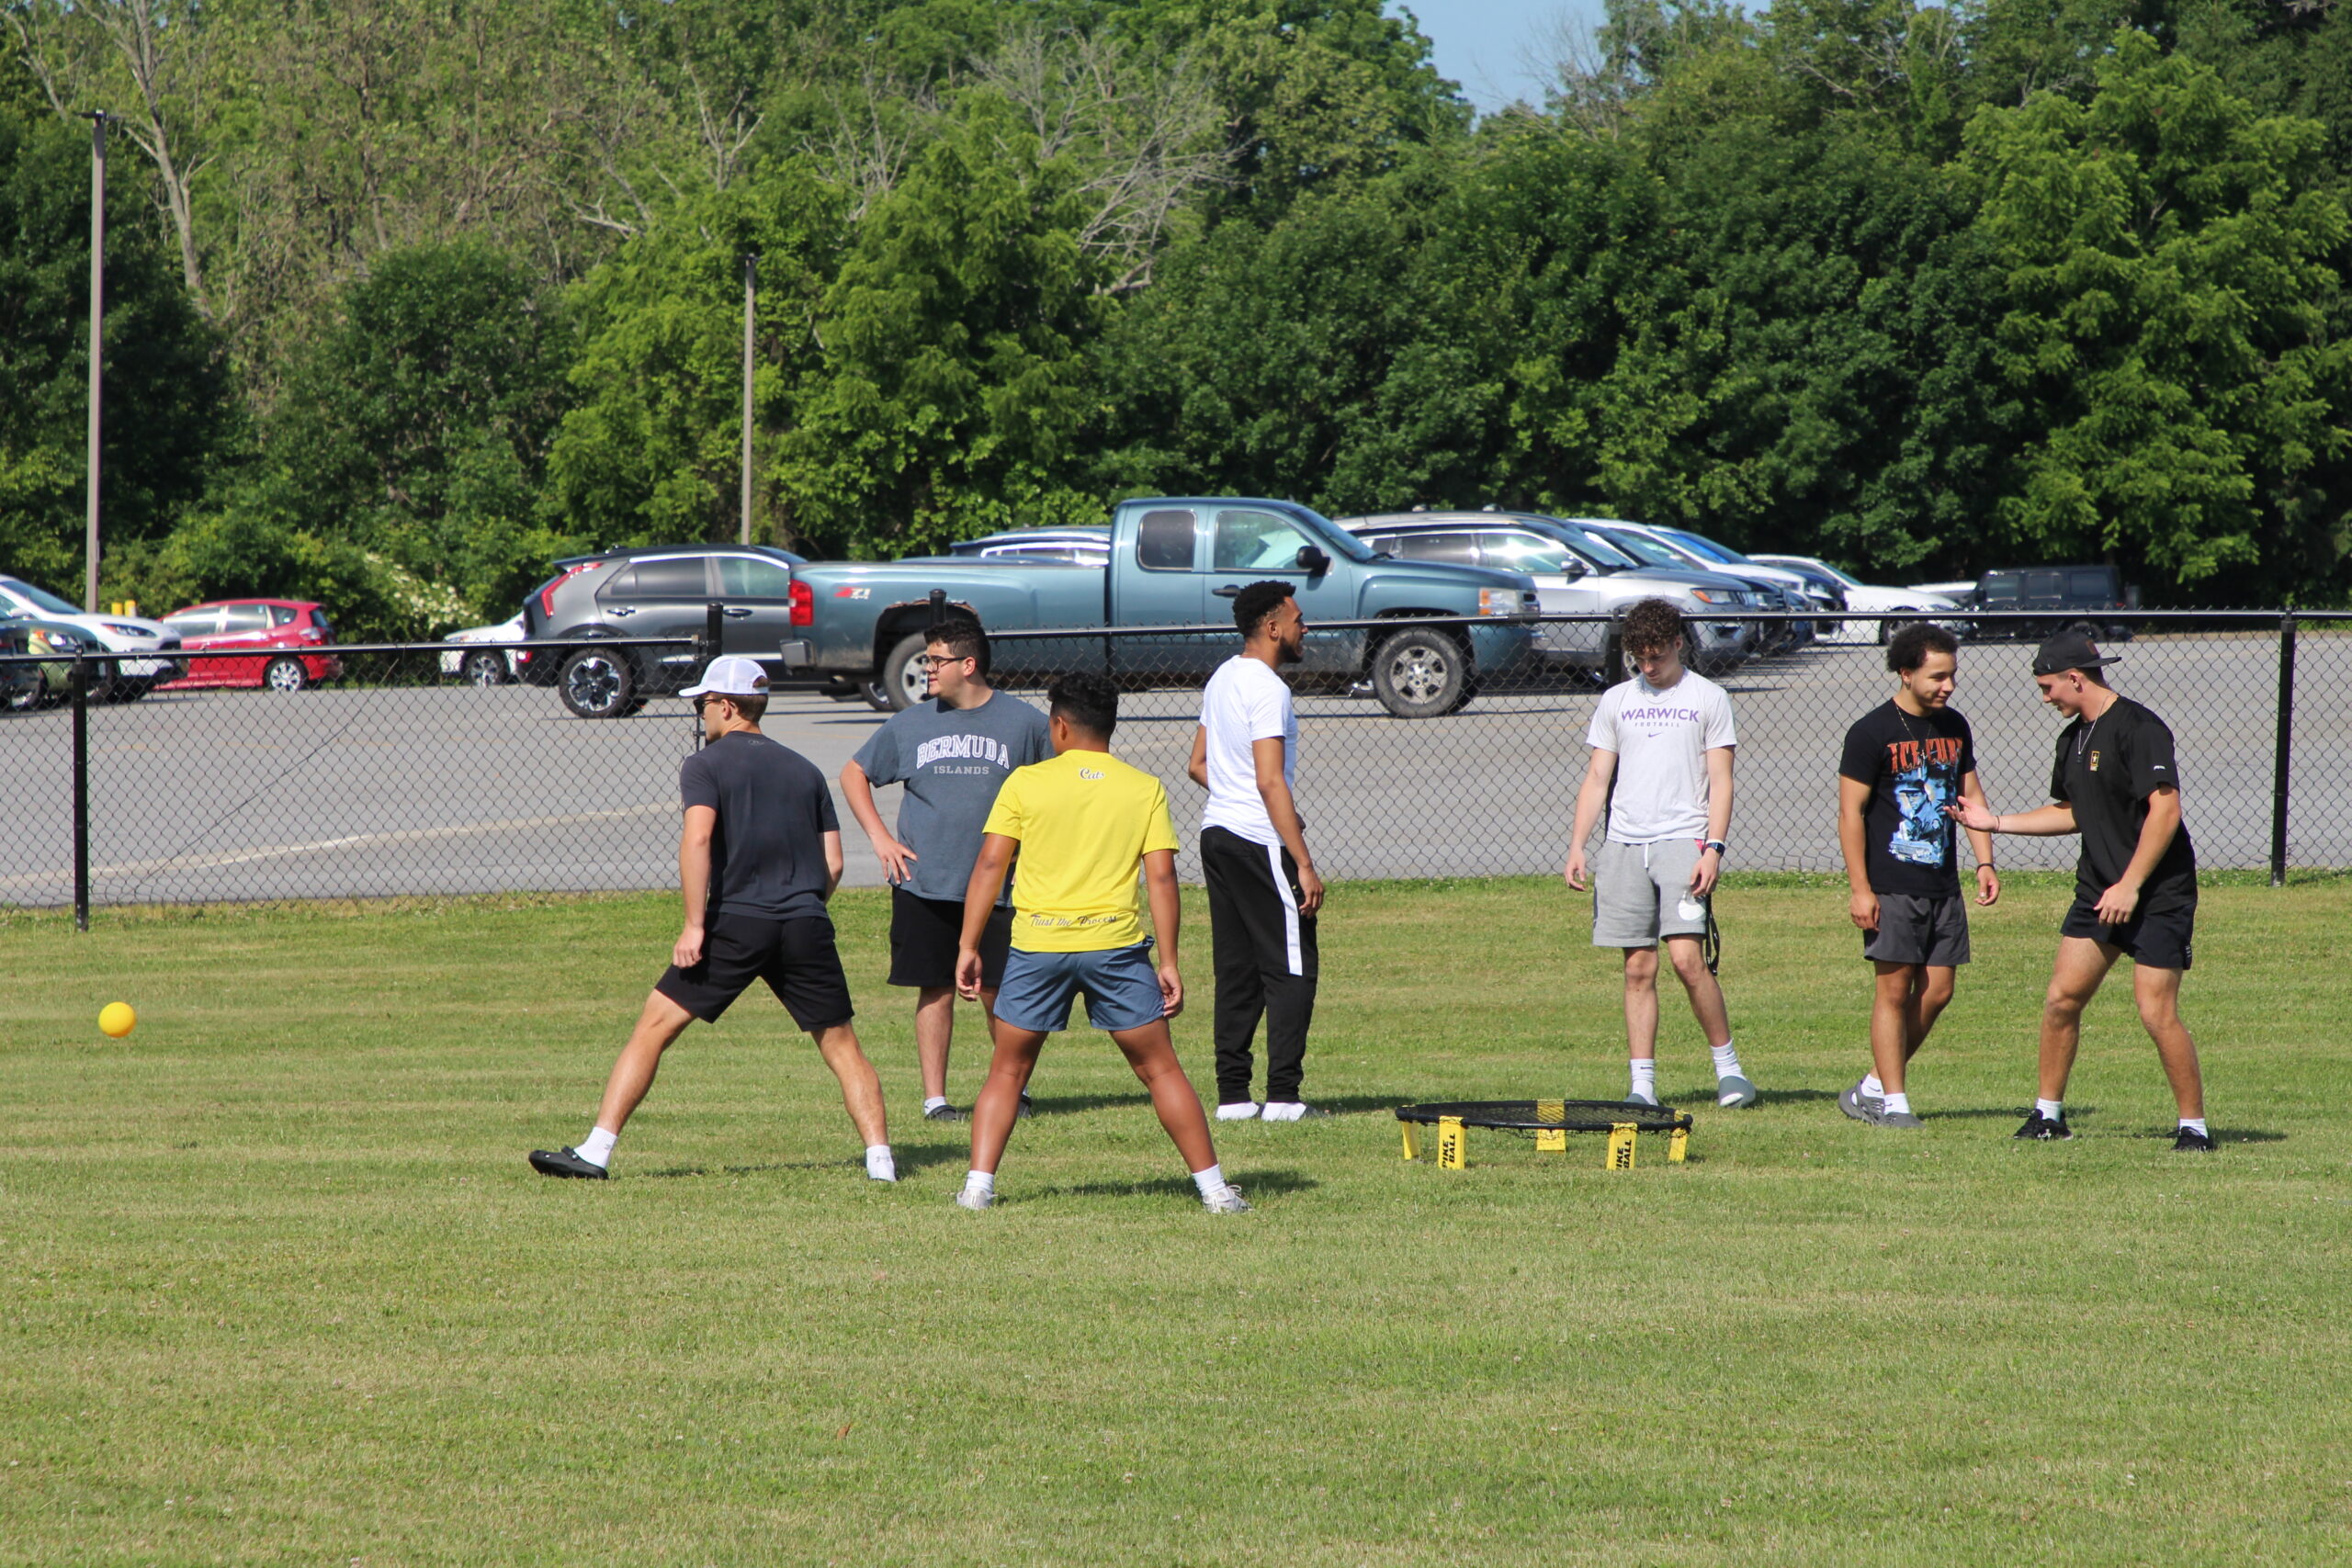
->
[[1946, 628, 2211, 1151], [528, 657, 895, 1180], [1836, 625, 1999, 1128]]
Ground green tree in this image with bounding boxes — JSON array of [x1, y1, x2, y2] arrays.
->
[[232, 243, 578, 622], [1959, 29, 2351, 595], [547, 167, 846, 552], [0, 63, 226, 600]]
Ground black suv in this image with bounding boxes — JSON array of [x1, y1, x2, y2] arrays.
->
[[521, 544, 808, 717], [1973, 565, 2136, 641]]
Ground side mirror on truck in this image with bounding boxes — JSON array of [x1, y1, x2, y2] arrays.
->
[[1295, 545, 1332, 574]]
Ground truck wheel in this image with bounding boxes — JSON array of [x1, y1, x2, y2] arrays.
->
[[559, 646, 637, 718], [1370, 627, 1473, 718], [877, 632, 931, 712]]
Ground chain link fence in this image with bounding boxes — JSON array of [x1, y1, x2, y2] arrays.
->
[[5, 611, 2346, 919]]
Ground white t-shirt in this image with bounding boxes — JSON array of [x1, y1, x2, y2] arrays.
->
[[1587, 670, 1736, 843], [1199, 655, 1297, 847]]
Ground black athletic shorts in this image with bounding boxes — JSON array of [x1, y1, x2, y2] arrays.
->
[[2060, 893, 2195, 972], [655, 914, 856, 1029], [888, 886, 1012, 990], [1861, 891, 1971, 967]]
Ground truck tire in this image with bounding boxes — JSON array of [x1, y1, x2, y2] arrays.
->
[[877, 632, 931, 712], [1370, 626, 1474, 718], [559, 645, 638, 719]]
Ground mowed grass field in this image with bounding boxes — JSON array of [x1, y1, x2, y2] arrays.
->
[[4, 876, 2348, 1565]]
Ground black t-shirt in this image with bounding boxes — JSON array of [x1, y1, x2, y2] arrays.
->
[[2049, 695, 2196, 910], [1838, 701, 1978, 897], [678, 731, 840, 922]]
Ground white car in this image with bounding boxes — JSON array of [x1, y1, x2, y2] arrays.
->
[[0, 574, 185, 699], [1750, 556, 1964, 645], [438, 615, 528, 684]]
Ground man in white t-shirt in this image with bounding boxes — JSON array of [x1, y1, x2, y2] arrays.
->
[[1186, 581, 1327, 1122], [1564, 598, 1758, 1109]]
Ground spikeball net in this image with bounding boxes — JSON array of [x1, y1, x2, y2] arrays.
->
[[1395, 1099, 1693, 1170]]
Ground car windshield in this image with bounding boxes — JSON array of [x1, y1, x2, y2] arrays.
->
[[1590, 529, 1688, 570], [1283, 504, 1379, 563], [1658, 527, 1754, 566], [1542, 522, 1639, 570], [1, 577, 86, 616]]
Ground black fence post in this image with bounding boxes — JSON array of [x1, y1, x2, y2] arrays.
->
[[2270, 611, 2297, 886], [927, 588, 945, 629], [701, 601, 724, 665], [71, 656, 90, 931]]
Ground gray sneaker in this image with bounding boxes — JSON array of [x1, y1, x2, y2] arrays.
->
[[1202, 1185, 1251, 1214], [1716, 1074, 1759, 1109], [1871, 1108, 1925, 1129], [923, 1102, 967, 1122], [1839, 1077, 1882, 1122], [953, 1187, 993, 1211]]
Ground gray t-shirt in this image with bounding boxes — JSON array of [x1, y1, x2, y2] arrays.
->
[[679, 731, 839, 922], [1586, 670, 1736, 843], [851, 692, 1054, 903]]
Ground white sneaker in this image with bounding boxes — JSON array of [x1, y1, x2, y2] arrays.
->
[[1202, 1185, 1251, 1214], [1216, 1101, 1261, 1122], [1625, 1086, 1659, 1107], [954, 1187, 993, 1211]]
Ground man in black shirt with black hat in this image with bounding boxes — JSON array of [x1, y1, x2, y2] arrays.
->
[[1947, 626, 2211, 1151]]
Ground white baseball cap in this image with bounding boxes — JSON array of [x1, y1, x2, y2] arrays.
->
[[680, 654, 771, 699]]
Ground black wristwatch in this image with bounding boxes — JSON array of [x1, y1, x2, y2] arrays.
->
[[1702, 839, 1728, 858]]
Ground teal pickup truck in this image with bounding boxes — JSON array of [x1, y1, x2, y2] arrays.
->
[[780, 497, 1541, 718]]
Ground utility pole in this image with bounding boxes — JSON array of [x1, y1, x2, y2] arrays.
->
[[84, 110, 110, 612], [741, 254, 756, 547]]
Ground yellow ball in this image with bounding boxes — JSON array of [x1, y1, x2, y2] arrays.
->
[[98, 1002, 136, 1038]]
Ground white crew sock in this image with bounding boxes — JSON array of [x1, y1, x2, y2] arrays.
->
[[922, 1096, 948, 1113], [1216, 1101, 1261, 1122], [1710, 1042, 1744, 1079], [2179, 1117, 2209, 1136], [1190, 1164, 1227, 1200], [1882, 1091, 1912, 1115], [1628, 1059, 1657, 1101], [2036, 1098, 2064, 1122], [577, 1126, 618, 1168], [865, 1145, 897, 1182], [1860, 1074, 1884, 1098], [962, 1169, 995, 1199], [1261, 1101, 1306, 1122]]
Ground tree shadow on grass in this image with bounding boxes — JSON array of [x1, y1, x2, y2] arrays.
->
[[637, 1145, 968, 1179], [2121, 1126, 2285, 1144], [1021, 1091, 1154, 1115], [1748, 1088, 1838, 1106], [1020, 1168, 1319, 1203]]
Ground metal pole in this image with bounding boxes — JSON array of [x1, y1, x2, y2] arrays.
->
[[72, 657, 91, 930], [741, 255, 756, 547], [85, 112, 107, 613], [2270, 612, 2297, 886]]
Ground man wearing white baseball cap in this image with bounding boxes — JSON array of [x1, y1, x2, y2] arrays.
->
[[530, 655, 896, 1181]]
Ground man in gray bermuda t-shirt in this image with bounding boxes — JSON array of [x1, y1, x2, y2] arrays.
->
[[842, 617, 1052, 1121], [1563, 599, 1758, 1111]]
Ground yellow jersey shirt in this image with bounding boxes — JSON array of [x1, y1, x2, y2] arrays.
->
[[980, 750, 1180, 953]]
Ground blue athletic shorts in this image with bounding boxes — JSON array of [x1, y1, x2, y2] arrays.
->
[[994, 942, 1165, 1033]]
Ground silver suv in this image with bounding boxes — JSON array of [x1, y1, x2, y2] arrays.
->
[[520, 544, 808, 717], [1335, 513, 1762, 677]]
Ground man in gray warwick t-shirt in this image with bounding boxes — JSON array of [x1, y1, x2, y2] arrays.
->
[[842, 615, 1053, 1122]]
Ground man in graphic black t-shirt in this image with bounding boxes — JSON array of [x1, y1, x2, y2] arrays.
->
[[1836, 625, 1999, 1129], [527, 656, 895, 1181], [1948, 628, 2212, 1152]]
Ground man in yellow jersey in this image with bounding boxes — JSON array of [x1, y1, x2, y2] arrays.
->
[[952, 672, 1248, 1213]]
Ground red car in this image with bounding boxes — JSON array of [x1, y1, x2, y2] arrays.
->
[[159, 599, 345, 691]]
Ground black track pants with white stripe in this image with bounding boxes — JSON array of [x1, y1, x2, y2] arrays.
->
[[1201, 824, 1318, 1105]]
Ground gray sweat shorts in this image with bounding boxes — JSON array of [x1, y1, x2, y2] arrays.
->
[[1591, 838, 1710, 947], [1861, 891, 1971, 967]]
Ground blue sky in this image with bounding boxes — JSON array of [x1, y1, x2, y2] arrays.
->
[[1387, 0, 1610, 112]]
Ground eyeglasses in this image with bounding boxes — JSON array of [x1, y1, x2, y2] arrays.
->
[[920, 654, 973, 669]]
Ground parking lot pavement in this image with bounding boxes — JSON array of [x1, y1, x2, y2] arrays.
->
[[2, 636, 2342, 907]]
